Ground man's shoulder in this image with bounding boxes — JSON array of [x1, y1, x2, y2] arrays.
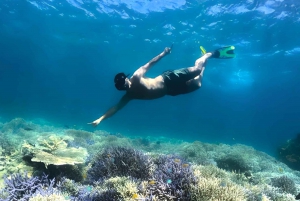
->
[[130, 73, 142, 81]]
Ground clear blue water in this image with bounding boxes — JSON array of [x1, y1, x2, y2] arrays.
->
[[0, 0, 299, 155]]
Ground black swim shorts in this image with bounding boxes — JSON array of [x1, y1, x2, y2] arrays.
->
[[161, 68, 197, 96]]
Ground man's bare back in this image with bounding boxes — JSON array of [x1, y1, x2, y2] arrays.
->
[[89, 45, 235, 126], [127, 75, 166, 100]]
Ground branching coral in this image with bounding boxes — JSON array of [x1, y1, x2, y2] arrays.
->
[[0, 144, 30, 180], [193, 164, 229, 180], [102, 176, 139, 200], [0, 133, 16, 155], [59, 177, 124, 201], [191, 165, 246, 200], [29, 194, 68, 201], [179, 141, 209, 163], [0, 172, 56, 201], [190, 176, 246, 200], [37, 135, 68, 153], [270, 175, 297, 195], [246, 183, 297, 201], [146, 155, 197, 200], [216, 153, 251, 173], [87, 146, 154, 183], [77, 188, 122, 201]]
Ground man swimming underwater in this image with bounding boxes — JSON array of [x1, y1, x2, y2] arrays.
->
[[89, 45, 235, 126]]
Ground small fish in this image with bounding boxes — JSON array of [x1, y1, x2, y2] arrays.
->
[[174, 158, 181, 163], [166, 179, 172, 184], [82, 172, 87, 179], [220, 181, 227, 187], [23, 127, 34, 131], [85, 186, 92, 192], [148, 180, 156, 185], [64, 125, 70, 129], [182, 163, 189, 168], [132, 193, 139, 199]]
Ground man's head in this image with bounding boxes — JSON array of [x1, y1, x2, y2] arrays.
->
[[114, 72, 130, 91]]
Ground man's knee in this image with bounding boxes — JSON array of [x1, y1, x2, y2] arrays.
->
[[195, 59, 207, 69], [195, 59, 204, 67], [187, 67, 201, 76], [187, 80, 201, 89], [195, 53, 211, 66]]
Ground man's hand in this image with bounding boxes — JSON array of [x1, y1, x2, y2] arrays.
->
[[164, 47, 172, 54], [164, 44, 173, 54], [88, 118, 102, 127]]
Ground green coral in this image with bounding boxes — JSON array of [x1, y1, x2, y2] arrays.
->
[[87, 176, 139, 201], [190, 176, 246, 200], [37, 135, 69, 153], [101, 176, 139, 200], [191, 165, 246, 200], [29, 194, 69, 201], [194, 164, 229, 179], [246, 184, 297, 201], [22, 134, 88, 168]]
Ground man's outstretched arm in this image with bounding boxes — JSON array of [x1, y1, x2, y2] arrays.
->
[[133, 46, 172, 77], [88, 94, 131, 127]]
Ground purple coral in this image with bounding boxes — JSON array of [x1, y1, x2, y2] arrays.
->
[[87, 147, 154, 183], [147, 155, 197, 200], [0, 172, 57, 201], [58, 178, 122, 201], [75, 188, 122, 201]]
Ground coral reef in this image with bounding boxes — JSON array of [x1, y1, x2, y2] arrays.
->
[[1, 119, 300, 201]]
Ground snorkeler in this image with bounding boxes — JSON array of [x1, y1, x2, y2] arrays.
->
[[88, 45, 235, 127]]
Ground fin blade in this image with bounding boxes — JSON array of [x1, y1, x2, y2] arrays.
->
[[217, 46, 235, 59]]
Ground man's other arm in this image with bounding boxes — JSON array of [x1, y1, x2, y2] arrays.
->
[[88, 94, 132, 127]]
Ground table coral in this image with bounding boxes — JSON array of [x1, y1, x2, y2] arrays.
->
[[22, 134, 88, 168]]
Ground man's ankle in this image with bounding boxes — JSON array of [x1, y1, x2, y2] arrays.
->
[[210, 50, 220, 58]]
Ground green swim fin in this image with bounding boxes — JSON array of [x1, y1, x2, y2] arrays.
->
[[200, 46, 207, 55], [212, 46, 235, 59]]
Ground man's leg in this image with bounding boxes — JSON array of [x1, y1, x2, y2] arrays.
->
[[188, 52, 212, 73], [185, 67, 205, 92], [185, 53, 212, 91]]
